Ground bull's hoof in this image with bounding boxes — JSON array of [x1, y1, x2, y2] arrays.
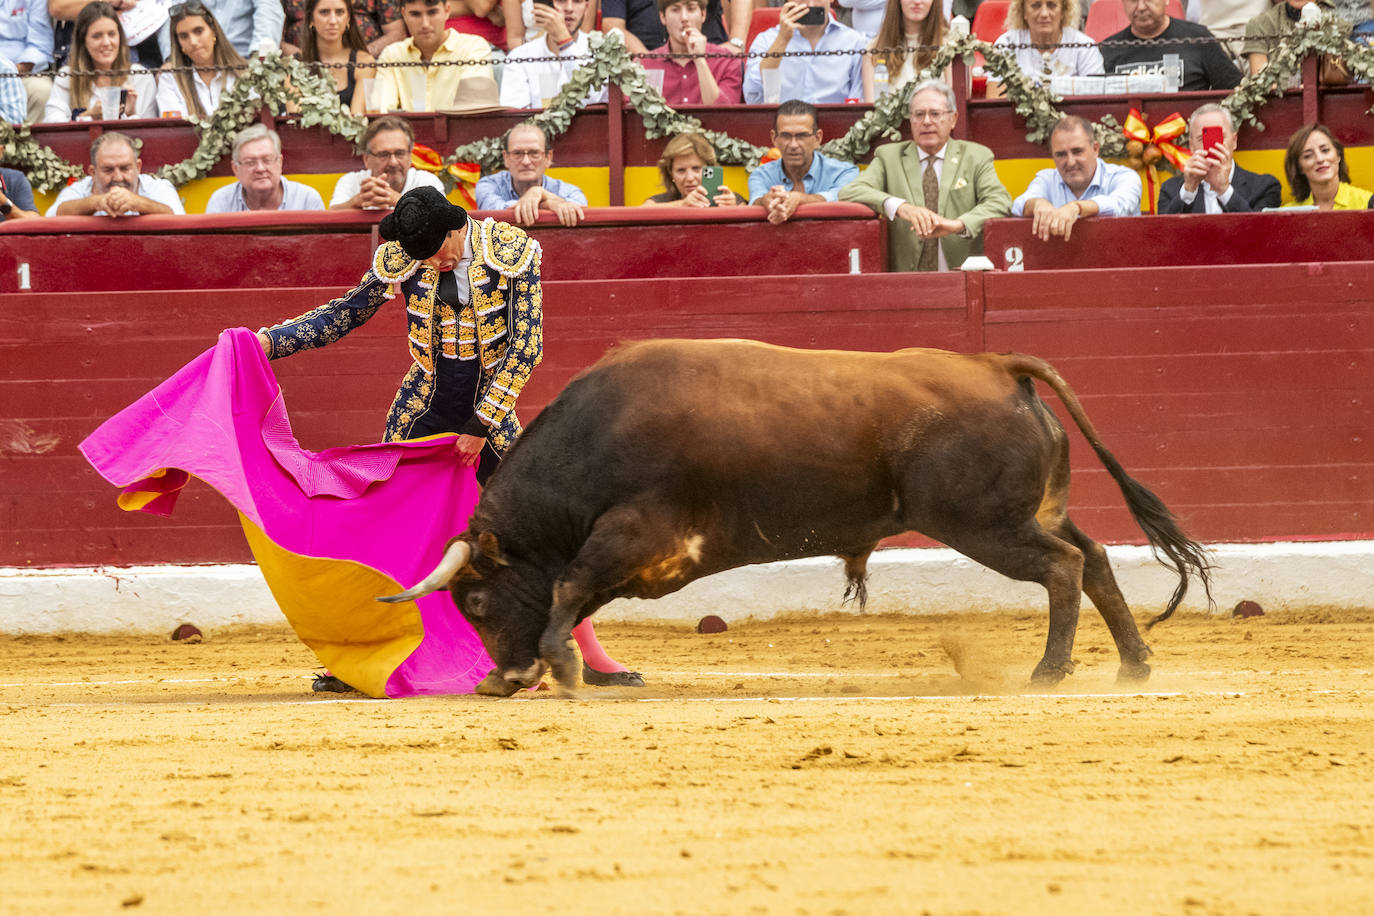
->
[[311, 674, 358, 694], [582, 664, 645, 688], [1116, 660, 1152, 683], [474, 672, 523, 697], [1029, 658, 1075, 687]]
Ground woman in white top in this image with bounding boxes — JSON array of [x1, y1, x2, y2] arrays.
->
[[986, 0, 1102, 97], [861, 0, 948, 102], [156, 2, 249, 119], [44, 2, 159, 121]]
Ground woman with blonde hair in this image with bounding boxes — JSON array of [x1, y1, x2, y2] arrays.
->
[[861, 0, 947, 101], [44, 2, 158, 121], [642, 132, 745, 207], [296, 0, 377, 114], [986, 0, 1102, 97], [1283, 123, 1373, 210], [156, 2, 250, 119]]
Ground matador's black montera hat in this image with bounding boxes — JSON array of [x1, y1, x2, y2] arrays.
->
[[378, 186, 468, 261]]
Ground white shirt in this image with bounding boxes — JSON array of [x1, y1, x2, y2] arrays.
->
[[43, 66, 159, 122], [883, 143, 949, 271], [329, 168, 444, 208], [1177, 162, 1237, 213], [155, 68, 237, 119], [499, 31, 606, 109], [46, 174, 186, 216]]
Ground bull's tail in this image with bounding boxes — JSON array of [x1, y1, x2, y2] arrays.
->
[[1001, 354, 1214, 628]]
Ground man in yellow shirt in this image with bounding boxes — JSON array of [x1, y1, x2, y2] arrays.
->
[[374, 0, 495, 111]]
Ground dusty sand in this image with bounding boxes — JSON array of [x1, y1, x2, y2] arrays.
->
[[1, 609, 1373, 915]]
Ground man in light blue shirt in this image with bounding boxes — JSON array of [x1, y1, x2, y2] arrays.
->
[[205, 125, 325, 213], [743, 1, 866, 104], [1012, 115, 1142, 241], [748, 99, 858, 224], [0, 0, 54, 122], [202, 0, 285, 58], [474, 124, 588, 226], [0, 54, 27, 124]]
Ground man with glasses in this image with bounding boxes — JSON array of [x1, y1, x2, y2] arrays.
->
[[205, 124, 324, 213], [840, 79, 1011, 271], [474, 123, 587, 227], [329, 115, 444, 210], [748, 99, 856, 225]]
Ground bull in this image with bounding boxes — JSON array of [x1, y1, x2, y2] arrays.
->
[[382, 340, 1213, 696]]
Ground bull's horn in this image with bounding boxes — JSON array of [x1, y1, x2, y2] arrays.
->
[[377, 540, 471, 604]]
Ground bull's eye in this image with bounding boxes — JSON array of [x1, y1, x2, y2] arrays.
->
[[464, 591, 487, 618]]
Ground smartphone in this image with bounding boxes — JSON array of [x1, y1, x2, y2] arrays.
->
[[699, 165, 724, 206], [797, 5, 827, 25], [533, 0, 554, 7], [1200, 125, 1224, 154], [119, 88, 129, 111]]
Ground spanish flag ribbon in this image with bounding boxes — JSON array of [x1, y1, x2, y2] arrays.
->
[[1122, 109, 1188, 213], [411, 143, 443, 173], [446, 161, 481, 209]]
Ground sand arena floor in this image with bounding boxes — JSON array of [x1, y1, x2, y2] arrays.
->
[[1, 608, 1373, 915]]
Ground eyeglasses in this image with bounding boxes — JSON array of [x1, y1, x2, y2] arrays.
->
[[365, 148, 410, 161], [773, 131, 816, 143], [506, 149, 547, 160], [236, 155, 280, 169], [910, 109, 953, 122]]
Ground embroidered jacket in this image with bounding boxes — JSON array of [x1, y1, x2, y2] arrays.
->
[[262, 218, 543, 456]]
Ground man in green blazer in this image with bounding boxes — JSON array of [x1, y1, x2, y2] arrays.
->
[[840, 78, 1012, 271]]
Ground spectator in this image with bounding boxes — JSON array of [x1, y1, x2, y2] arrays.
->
[[1243, 0, 1348, 83], [156, 3, 248, 118], [642, 131, 745, 206], [835, 0, 890, 37], [840, 78, 1011, 270], [861, 0, 945, 102], [446, 0, 507, 51], [1158, 103, 1281, 213], [1198, 0, 1268, 58], [500, 0, 608, 109], [201, 0, 285, 57], [475, 123, 587, 225], [640, 0, 743, 105], [0, 53, 27, 123], [744, 0, 867, 104], [0, 0, 55, 122], [1283, 122, 1373, 210], [0, 136, 41, 219], [44, 2, 158, 121], [283, 0, 405, 56], [48, 131, 184, 215], [1101, 0, 1242, 91], [748, 99, 857, 224], [373, 0, 493, 111], [205, 124, 326, 212], [1011, 114, 1140, 241], [987, 0, 1103, 97], [329, 114, 444, 209], [602, 0, 743, 55], [295, 0, 377, 115]]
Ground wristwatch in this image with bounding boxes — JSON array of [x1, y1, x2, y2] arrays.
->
[[728, 37, 745, 48]]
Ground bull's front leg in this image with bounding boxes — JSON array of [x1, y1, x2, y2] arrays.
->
[[539, 582, 591, 696]]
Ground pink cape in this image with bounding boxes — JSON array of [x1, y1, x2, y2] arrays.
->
[[79, 328, 493, 698]]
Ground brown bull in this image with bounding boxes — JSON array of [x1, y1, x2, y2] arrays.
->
[[383, 340, 1213, 696]]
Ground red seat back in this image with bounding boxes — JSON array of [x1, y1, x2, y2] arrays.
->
[[747, 7, 783, 50]]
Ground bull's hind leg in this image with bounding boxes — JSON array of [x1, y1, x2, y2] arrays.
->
[[942, 524, 1086, 686], [1056, 519, 1153, 682]]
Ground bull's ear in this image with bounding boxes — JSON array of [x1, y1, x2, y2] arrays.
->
[[477, 530, 508, 566]]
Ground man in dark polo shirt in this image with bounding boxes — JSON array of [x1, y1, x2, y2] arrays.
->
[[1101, 0, 1242, 91]]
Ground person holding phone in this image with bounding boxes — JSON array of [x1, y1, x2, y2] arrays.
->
[[499, 0, 608, 109], [642, 132, 745, 207], [743, 0, 867, 104], [44, 2, 159, 122], [1158, 104, 1281, 215]]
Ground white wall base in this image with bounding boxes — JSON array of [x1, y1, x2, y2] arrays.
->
[[2, 542, 1372, 635]]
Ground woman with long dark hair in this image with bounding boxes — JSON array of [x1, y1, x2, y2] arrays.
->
[[861, 0, 947, 101], [297, 0, 377, 114], [1283, 123, 1373, 210], [44, 2, 158, 121], [156, 2, 250, 119]]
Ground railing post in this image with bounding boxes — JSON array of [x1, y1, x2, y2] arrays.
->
[[607, 82, 626, 206], [1302, 51, 1320, 124], [952, 56, 969, 140]]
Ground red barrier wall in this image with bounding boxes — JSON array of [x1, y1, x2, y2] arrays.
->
[[4, 260, 1370, 568], [0, 204, 885, 292]]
